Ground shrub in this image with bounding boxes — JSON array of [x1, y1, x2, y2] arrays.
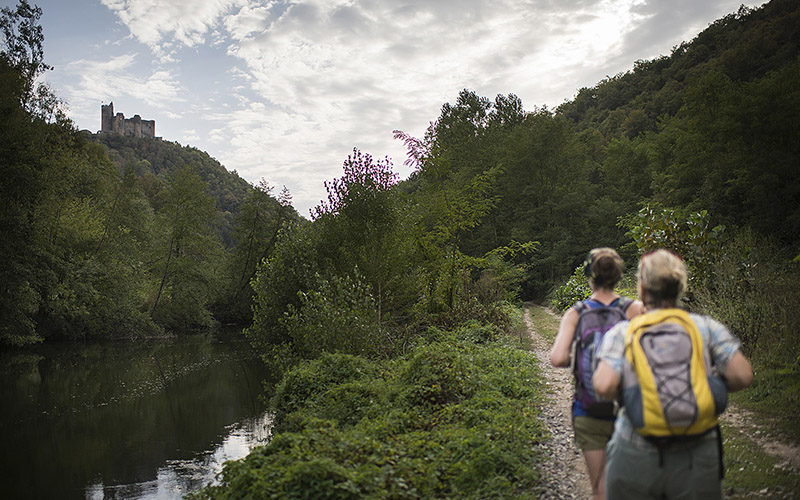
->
[[282, 272, 387, 360], [548, 266, 591, 312], [270, 353, 381, 433], [691, 230, 800, 441], [692, 230, 800, 363], [624, 206, 726, 286], [193, 331, 548, 499]]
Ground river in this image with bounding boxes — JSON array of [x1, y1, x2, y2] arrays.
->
[[0, 331, 274, 499]]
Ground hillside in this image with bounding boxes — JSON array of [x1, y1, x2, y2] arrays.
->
[[411, 0, 800, 299], [91, 133, 256, 247], [557, 0, 800, 134]]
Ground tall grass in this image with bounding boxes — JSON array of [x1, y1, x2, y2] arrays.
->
[[692, 230, 800, 366], [691, 230, 800, 441]]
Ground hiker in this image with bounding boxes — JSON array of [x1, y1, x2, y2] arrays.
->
[[550, 247, 644, 500], [593, 249, 753, 500]]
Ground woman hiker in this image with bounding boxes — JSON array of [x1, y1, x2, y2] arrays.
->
[[550, 247, 645, 500], [593, 249, 753, 500]]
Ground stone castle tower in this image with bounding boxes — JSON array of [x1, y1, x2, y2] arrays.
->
[[100, 102, 155, 138]]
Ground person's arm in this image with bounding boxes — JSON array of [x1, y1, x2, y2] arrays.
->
[[593, 360, 620, 400], [549, 307, 578, 367], [723, 350, 754, 392], [701, 315, 754, 392]]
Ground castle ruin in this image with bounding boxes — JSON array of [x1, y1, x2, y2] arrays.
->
[[100, 102, 155, 138]]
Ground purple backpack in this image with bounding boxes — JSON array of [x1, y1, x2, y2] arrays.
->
[[571, 297, 633, 418]]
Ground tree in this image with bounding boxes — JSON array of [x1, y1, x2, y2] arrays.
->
[[248, 149, 422, 369], [149, 166, 223, 331], [393, 90, 516, 312], [312, 148, 410, 324], [0, 0, 60, 120], [216, 179, 290, 323]]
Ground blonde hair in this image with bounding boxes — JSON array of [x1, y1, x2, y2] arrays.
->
[[587, 247, 624, 290], [637, 249, 688, 308]]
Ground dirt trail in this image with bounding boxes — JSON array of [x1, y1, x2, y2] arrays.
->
[[524, 302, 800, 499], [720, 404, 800, 472], [524, 304, 593, 500]]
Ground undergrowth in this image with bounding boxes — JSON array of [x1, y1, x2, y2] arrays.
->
[[192, 325, 548, 499], [721, 420, 800, 499], [728, 364, 800, 444]]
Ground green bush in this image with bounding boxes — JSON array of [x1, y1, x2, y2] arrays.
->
[[398, 342, 483, 407], [270, 353, 381, 433], [690, 230, 800, 441], [193, 334, 547, 499], [692, 229, 800, 362], [548, 266, 591, 312], [283, 272, 387, 359], [454, 320, 502, 344], [623, 206, 726, 286]]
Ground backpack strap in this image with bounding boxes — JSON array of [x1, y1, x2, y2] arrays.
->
[[615, 296, 634, 313], [581, 297, 633, 312]]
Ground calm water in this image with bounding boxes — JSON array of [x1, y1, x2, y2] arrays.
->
[[0, 332, 274, 499]]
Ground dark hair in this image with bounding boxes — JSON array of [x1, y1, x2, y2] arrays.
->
[[586, 247, 624, 290]]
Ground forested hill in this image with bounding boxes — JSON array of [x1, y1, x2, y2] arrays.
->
[[558, 0, 800, 131], [91, 133, 255, 247], [2, 0, 798, 350], [1, 0, 303, 344], [406, 0, 800, 298]]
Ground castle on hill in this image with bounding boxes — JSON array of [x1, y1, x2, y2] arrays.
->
[[100, 102, 155, 138]]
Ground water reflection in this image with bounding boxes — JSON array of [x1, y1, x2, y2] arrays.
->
[[0, 332, 274, 499]]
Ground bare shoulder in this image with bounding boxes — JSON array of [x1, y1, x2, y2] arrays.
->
[[626, 300, 645, 319]]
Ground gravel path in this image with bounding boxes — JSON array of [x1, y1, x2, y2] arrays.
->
[[721, 404, 800, 472], [524, 304, 593, 500]]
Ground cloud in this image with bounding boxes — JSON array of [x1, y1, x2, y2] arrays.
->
[[55, 53, 184, 125], [100, 0, 248, 57], [209, 0, 639, 212], [90, 0, 755, 215]]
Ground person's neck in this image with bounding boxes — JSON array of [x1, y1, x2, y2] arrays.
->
[[590, 288, 619, 305]]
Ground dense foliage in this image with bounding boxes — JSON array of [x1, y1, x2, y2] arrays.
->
[[192, 332, 547, 500], [94, 133, 255, 247], [0, 1, 297, 344]]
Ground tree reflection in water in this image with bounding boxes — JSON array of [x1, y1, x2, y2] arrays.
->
[[0, 332, 274, 500]]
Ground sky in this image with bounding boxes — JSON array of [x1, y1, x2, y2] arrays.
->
[[6, 0, 761, 216]]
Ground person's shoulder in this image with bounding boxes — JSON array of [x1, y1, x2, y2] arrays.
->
[[559, 305, 580, 324], [689, 312, 733, 340], [624, 299, 645, 319], [688, 312, 724, 330]]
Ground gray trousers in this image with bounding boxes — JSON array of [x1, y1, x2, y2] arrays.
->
[[605, 425, 723, 500]]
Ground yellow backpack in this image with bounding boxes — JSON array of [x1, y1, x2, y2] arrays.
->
[[621, 309, 727, 438]]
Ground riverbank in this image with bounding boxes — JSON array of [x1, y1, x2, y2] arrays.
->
[[192, 319, 552, 499]]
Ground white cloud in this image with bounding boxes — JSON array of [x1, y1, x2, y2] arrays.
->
[[211, 0, 643, 213], [60, 54, 183, 107], [100, 0, 248, 57], [84, 0, 758, 215]]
